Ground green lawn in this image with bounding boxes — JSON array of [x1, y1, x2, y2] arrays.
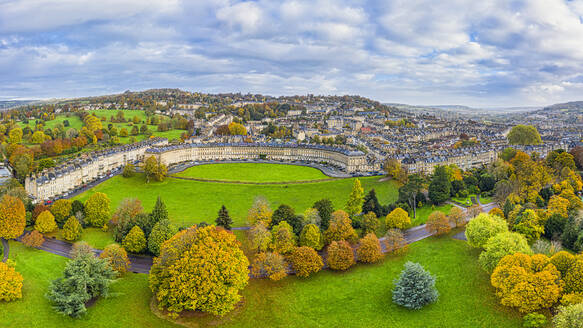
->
[[479, 195, 493, 204], [73, 170, 399, 228], [175, 163, 330, 182], [411, 203, 454, 227], [1, 242, 175, 328], [2, 236, 523, 328], [451, 194, 475, 206], [53, 227, 116, 250]]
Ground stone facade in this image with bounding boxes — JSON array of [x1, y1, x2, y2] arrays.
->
[[25, 138, 167, 202], [145, 143, 376, 173]]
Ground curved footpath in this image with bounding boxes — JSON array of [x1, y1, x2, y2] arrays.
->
[[1, 238, 9, 262], [12, 201, 496, 274]]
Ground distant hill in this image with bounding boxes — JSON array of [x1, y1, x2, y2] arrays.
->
[[539, 101, 583, 112], [0, 100, 39, 110], [386, 103, 540, 116]]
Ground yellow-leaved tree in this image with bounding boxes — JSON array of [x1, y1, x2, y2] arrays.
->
[[0, 195, 26, 239], [149, 226, 249, 317]]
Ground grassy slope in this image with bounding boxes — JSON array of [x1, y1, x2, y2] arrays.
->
[[175, 163, 330, 182], [2, 237, 522, 328], [1, 242, 175, 328], [73, 172, 399, 227]]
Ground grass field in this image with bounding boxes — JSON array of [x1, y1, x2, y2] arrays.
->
[[175, 163, 330, 182], [411, 203, 454, 227], [51, 227, 116, 250], [74, 169, 399, 228], [1, 236, 523, 328]]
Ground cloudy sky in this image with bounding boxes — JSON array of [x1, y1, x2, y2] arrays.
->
[[1, 0, 583, 107]]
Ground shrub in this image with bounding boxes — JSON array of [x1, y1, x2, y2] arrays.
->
[[99, 244, 130, 274], [384, 229, 408, 255], [465, 213, 508, 249], [448, 207, 465, 227], [356, 233, 383, 263], [425, 211, 450, 236], [122, 226, 146, 253], [31, 204, 49, 222], [299, 223, 323, 250], [147, 219, 177, 256], [392, 262, 439, 309], [553, 303, 583, 328], [250, 252, 287, 281], [523, 313, 547, 328], [385, 208, 410, 230], [550, 251, 576, 277], [489, 207, 505, 218], [361, 212, 380, 233], [479, 232, 532, 272], [35, 210, 58, 233], [327, 240, 355, 271], [561, 293, 583, 306], [70, 241, 94, 258], [289, 246, 323, 278], [149, 226, 249, 316], [62, 216, 83, 241], [21, 230, 44, 248], [0, 261, 23, 301]]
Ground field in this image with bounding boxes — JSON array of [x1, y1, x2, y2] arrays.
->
[[175, 163, 330, 182], [73, 164, 399, 227], [1, 236, 523, 328], [19, 109, 184, 144]]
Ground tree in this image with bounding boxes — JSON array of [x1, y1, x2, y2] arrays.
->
[[99, 244, 130, 274], [122, 163, 135, 178], [425, 211, 451, 236], [148, 219, 177, 256], [111, 198, 145, 242], [512, 209, 544, 242], [507, 125, 542, 145], [385, 207, 411, 230], [0, 195, 26, 239], [71, 200, 84, 217], [570, 146, 583, 170], [313, 199, 333, 230], [465, 213, 509, 249], [356, 233, 383, 263], [143, 156, 167, 182], [122, 226, 146, 253], [51, 199, 72, 225], [228, 122, 247, 135], [270, 204, 296, 228], [384, 158, 407, 183], [248, 222, 272, 253], [21, 230, 44, 248], [489, 207, 505, 218], [31, 130, 47, 143], [299, 224, 323, 250], [564, 259, 583, 294], [363, 189, 384, 218], [345, 179, 364, 216], [324, 210, 357, 244], [84, 192, 110, 227], [550, 251, 576, 277], [384, 229, 408, 255], [84, 115, 103, 132], [62, 216, 83, 241], [327, 240, 355, 271], [46, 252, 115, 317], [448, 207, 465, 227], [0, 262, 23, 301], [271, 221, 296, 254], [215, 205, 233, 230], [247, 197, 272, 226], [35, 210, 58, 233], [289, 246, 323, 278], [149, 226, 249, 316], [548, 195, 570, 218], [302, 208, 321, 227], [119, 128, 129, 137], [467, 204, 483, 218], [479, 232, 532, 272], [428, 166, 451, 205], [9, 127, 23, 143], [361, 211, 380, 233], [392, 262, 439, 310], [553, 303, 583, 328], [491, 253, 562, 313], [250, 252, 287, 281]]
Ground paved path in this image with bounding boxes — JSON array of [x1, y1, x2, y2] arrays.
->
[[1, 238, 8, 262], [12, 198, 498, 274]]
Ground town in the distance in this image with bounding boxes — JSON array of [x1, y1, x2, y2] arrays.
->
[[0, 88, 582, 328]]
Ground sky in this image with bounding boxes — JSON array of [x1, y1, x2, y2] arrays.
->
[[1, 0, 583, 107]]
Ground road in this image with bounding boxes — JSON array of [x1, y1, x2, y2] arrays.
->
[[1, 238, 8, 262], [13, 201, 498, 274]]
